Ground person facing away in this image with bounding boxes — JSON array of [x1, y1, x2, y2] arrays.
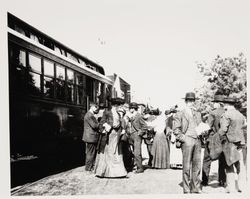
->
[[201, 94, 226, 187], [82, 103, 100, 173], [218, 96, 245, 193], [173, 92, 202, 194], [147, 111, 170, 169], [94, 98, 127, 178], [128, 102, 148, 173]]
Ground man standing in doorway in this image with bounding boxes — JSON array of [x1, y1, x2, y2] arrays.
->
[[82, 103, 100, 173], [173, 92, 202, 194]]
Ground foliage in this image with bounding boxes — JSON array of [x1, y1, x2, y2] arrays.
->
[[195, 53, 247, 114]]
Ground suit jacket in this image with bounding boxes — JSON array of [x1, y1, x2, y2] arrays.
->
[[207, 107, 225, 134], [218, 107, 245, 166], [218, 108, 245, 144], [82, 111, 99, 143], [131, 112, 148, 136], [173, 108, 202, 142]]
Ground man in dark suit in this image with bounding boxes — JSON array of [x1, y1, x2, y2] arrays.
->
[[173, 92, 202, 194], [218, 97, 245, 193], [129, 102, 148, 173], [82, 103, 100, 173], [202, 94, 226, 187]]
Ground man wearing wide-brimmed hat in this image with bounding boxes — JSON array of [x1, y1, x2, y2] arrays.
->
[[218, 96, 245, 193], [173, 92, 202, 193], [201, 94, 227, 187]]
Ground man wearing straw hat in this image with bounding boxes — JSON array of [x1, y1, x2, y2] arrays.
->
[[173, 92, 202, 194]]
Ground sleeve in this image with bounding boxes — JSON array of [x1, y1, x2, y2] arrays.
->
[[173, 112, 185, 142], [139, 116, 148, 132], [87, 114, 99, 130], [218, 113, 230, 136]]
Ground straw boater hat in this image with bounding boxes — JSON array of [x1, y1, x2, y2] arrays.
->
[[182, 92, 199, 100]]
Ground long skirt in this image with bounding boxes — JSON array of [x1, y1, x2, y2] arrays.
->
[[151, 132, 170, 169], [94, 130, 127, 177]]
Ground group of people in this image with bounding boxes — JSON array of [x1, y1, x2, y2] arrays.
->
[[82, 91, 247, 194]]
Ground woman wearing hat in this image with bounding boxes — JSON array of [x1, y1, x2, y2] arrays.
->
[[94, 98, 127, 178]]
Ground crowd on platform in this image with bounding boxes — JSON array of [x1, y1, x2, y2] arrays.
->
[[82, 91, 247, 194]]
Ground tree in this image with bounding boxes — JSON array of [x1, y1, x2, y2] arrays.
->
[[195, 53, 247, 114]]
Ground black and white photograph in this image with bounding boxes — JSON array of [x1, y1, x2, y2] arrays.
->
[[0, 0, 249, 198]]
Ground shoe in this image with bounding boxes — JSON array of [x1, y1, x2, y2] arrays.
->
[[191, 189, 203, 194], [201, 181, 208, 186], [219, 181, 226, 187], [134, 169, 144, 174]]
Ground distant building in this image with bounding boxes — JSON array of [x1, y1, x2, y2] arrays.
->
[[108, 73, 131, 104]]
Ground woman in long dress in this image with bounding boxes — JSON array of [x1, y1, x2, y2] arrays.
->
[[94, 98, 127, 178], [147, 111, 170, 169]]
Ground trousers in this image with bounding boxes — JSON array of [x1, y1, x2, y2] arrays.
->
[[85, 142, 97, 171], [202, 143, 226, 184], [130, 133, 143, 171], [181, 136, 201, 193]]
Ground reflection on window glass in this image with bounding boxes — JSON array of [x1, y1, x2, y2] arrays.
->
[[14, 25, 26, 36], [54, 46, 61, 54], [67, 52, 79, 63], [76, 86, 84, 105], [29, 54, 41, 73], [44, 60, 54, 77], [56, 80, 65, 100], [56, 65, 65, 80], [67, 84, 74, 103], [76, 73, 85, 86], [19, 50, 26, 66], [67, 69, 74, 83], [10, 48, 26, 67], [30, 33, 39, 43], [79, 59, 86, 67], [28, 72, 41, 95], [44, 77, 54, 98]]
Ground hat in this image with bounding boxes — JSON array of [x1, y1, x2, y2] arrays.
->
[[221, 96, 237, 104], [165, 110, 171, 115], [117, 107, 126, 115], [182, 92, 199, 100], [129, 102, 138, 109], [110, 98, 125, 105], [211, 95, 225, 102], [98, 102, 107, 109]]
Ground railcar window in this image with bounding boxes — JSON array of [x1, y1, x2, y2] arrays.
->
[[14, 24, 26, 36], [30, 33, 39, 43], [10, 47, 26, 67], [79, 59, 86, 67], [44, 59, 54, 77], [28, 72, 41, 95], [44, 76, 54, 98], [28, 53, 41, 73], [67, 84, 74, 103], [67, 52, 79, 63], [56, 65, 65, 80], [56, 65, 66, 100], [67, 69, 74, 84], [76, 73, 86, 105]]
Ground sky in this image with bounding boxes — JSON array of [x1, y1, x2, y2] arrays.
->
[[2, 0, 250, 110]]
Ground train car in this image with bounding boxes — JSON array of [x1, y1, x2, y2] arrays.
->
[[8, 12, 113, 170]]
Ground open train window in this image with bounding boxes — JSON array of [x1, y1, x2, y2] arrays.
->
[[66, 69, 74, 103], [76, 73, 86, 105]]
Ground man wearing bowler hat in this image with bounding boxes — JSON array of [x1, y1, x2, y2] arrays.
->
[[129, 102, 148, 173], [173, 92, 202, 193], [201, 94, 227, 187], [218, 96, 245, 193]]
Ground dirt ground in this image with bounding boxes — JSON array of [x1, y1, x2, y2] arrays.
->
[[11, 144, 247, 196]]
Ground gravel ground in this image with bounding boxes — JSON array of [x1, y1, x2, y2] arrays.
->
[[12, 144, 247, 196]]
